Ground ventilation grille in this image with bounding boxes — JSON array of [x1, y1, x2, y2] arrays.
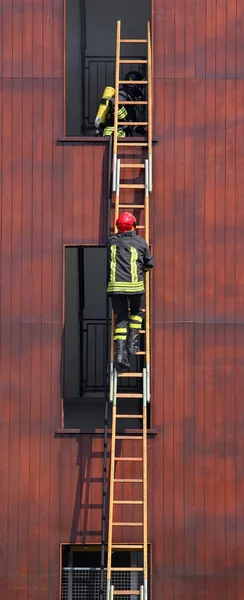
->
[[62, 567, 145, 600]]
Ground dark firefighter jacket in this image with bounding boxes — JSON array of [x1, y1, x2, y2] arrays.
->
[[103, 89, 145, 136], [107, 230, 154, 294]]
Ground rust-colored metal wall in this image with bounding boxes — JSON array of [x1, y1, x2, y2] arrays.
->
[[152, 0, 244, 598], [1, 0, 244, 598]]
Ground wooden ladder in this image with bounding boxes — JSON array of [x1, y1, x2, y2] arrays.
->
[[106, 20, 152, 600]]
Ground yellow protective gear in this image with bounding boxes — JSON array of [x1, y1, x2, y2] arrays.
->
[[94, 86, 115, 130]]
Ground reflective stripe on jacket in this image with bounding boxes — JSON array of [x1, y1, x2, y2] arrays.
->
[[107, 230, 154, 295]]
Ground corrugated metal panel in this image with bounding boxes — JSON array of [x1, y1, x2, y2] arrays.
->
[[153, 0, 244, 598], [1, 0, 244, 598], [0, 1, 108, 597]]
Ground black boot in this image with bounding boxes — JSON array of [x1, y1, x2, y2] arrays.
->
[[115, 339, 130, 370], [128, 329, 140, 355]]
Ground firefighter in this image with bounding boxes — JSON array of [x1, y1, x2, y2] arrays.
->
[[107, 212, 154, 370], [94, 71, 146, 138]]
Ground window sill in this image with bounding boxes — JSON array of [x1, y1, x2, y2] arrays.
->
[[55, 428, 157, 436], [57, 136, 158, 144]]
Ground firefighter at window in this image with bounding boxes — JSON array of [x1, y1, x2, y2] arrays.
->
[[107, 212, 154, 370], [94, 71, 146, 138]]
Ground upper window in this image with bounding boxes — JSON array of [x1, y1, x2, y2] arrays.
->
[[65, 0, 151, 136]]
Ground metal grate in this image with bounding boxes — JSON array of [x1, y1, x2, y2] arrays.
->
[[62, 568, 144, 600]]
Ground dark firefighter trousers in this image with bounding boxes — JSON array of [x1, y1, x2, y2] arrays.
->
[[111, 293, 144, 341]]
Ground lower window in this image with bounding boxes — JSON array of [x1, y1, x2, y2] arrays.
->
[[61, 544, 151, 599], [63, 246, 149, 430]]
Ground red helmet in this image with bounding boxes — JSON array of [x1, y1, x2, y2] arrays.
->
[[116, 212, 137, 232]]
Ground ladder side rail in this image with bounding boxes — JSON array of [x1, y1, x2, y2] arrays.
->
[[110, 158, 121, 378], [143, 369, 148, 600], [144, 160, 150, 369], [147, 22, 153, 192], [107, 374, 118, 599], [101, 134, 114, 600], [112, 20, 121, 182]]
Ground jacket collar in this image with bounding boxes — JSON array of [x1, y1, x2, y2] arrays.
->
[[117, 230, 136, 237]]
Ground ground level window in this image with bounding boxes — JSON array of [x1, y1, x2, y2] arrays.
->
[[61, 544, 151, 599], [65, 0, 151, 136], [63, 246, 147, 430]]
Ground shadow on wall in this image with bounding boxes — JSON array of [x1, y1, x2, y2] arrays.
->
[[69, 436, 107, 543]]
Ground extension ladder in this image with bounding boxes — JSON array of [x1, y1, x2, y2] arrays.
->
[[106, 20, 152, 600]]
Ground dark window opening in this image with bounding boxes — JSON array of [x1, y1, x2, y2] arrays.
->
[[61, 544, 151, 599], [65, 0, 151, 136], [63, 246, 150, 430]]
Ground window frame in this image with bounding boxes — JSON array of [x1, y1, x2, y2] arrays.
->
[[61, 243, 107, 429], [63, 0, 154, 139], [59, 543, 152, 600], [58, 244, 155, 435]]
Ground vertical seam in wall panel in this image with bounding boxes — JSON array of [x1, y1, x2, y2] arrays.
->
[[193, 17, 196, 587], [6, 75, 13, 598], [22, 0, 23, 79], [11, 0, 13, 78], [162, 72, 165, 580], [64, 0, 66, 135], [48, 76, 55, 600], [172, 70, 176, 583], [203, 0, 207, 581], [224, 0, 227, 577], [0, 64, 2, 409], [0, 0, 2, 78], [213, 0, 217, 582], [183, 60, 186, 583], [17, 72, 24, 600], [234, 8, 237, 584], [38, 70, 45, 598], [27, 75, 33, 600]]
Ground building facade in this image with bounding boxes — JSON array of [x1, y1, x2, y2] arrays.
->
[[1, 0, 244, 598]]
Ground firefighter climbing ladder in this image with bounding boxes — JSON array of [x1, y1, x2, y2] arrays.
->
[[106, 21, 152, 600]]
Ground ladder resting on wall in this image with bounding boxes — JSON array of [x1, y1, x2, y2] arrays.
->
[[106, 20, 153, 600]]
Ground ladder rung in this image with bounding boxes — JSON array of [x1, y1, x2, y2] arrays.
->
[[120, 184, 145, 189], [113, 500, 143, 504], [119, 81, 148, 85], [118, 372, 143, 377], [120, 39, 147, 43], [113, 592, 140, 596], [116, 393, 143, 398], [111, 567, 144, 571], [136, 351, 146, 355], [136, 226, 145, 230], [114, 479, 143, 482], [118, 122, 148, 126], [119, 59, 148, 64], [139, 329, 146, 333], [120, 164, 145, 168], [117, 143, 148, 146], [116, 415, 143, 419], [118, 205, 145, 209], [115, 435, 143, 440], [118, 101, 148, 105], [114, 457, 143, 461], [112, 544, 143, 548], [113, 522, 143, 526]]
